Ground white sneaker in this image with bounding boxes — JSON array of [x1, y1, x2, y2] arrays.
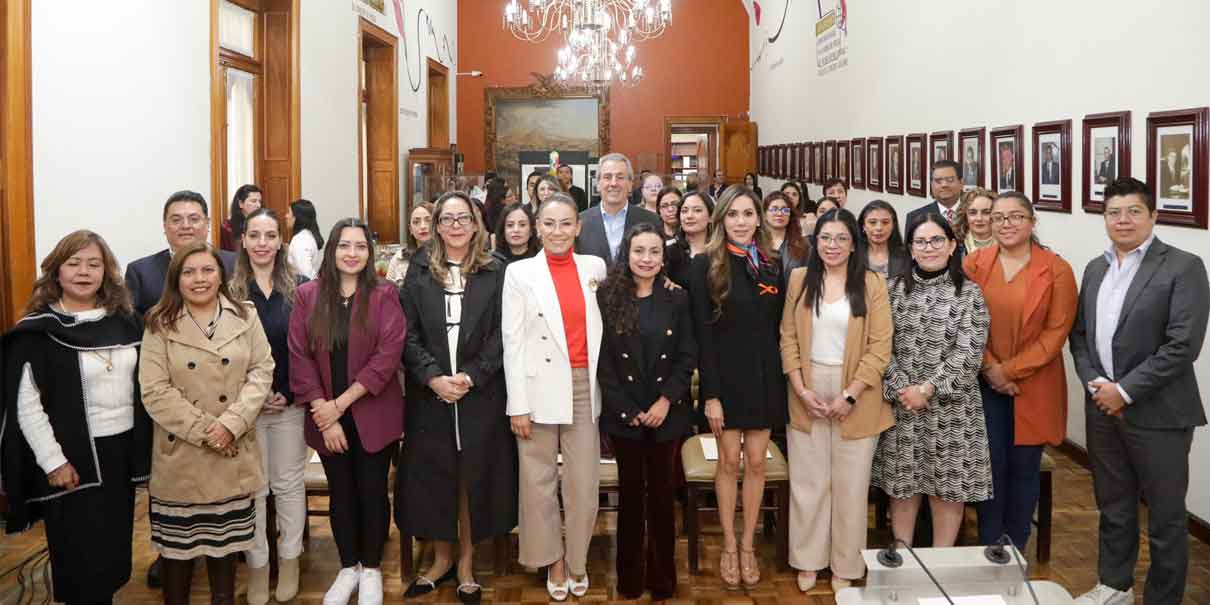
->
[[1074, 583, 1134, 605], [358, 567, 384, 605], [323, 566, 362, 605]]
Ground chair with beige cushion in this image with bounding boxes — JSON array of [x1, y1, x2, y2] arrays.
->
[[680, 433, 790, 574]]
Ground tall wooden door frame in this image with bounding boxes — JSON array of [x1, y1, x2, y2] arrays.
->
[[358, 18, 400, 243], [664, 116, 723, 180], [1, 0, 35, 328], [426, 58, 450, 149], [209, 0, 302, 242]]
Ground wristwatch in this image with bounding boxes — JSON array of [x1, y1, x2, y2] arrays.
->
[[843, 390, 857, 405]]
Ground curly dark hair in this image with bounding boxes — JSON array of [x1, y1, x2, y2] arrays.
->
[[598, 223, 666, 335]]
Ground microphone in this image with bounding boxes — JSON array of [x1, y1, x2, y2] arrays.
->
[[876, 540, 903, 568], [984, 536, 1011, 565]]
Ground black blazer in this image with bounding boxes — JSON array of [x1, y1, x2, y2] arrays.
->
[[597, 284, 697, 442], [125, 248, 237, 315], [1069, 238, 1210, 429], [575, 204, 662, 265], [568, 185, 589, 212]]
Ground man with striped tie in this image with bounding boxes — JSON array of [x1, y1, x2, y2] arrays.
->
[[905, 160, 963, 235]]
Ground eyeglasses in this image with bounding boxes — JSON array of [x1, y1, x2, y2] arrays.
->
[[1104, 206, 1149, 222], [990, 213, 1030, 226], [167, 215, 206, 228], [767, 207, 793, 216], [932, 176, 958, 185], [817, 234, 852, 246], [911, 236, 949, 250], [438, 214, 475, 227]]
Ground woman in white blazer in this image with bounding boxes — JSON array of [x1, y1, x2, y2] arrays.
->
[[502, 193, 605, 602]]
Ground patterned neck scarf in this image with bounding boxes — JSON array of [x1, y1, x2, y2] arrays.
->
[[726, 239, 767, 280]]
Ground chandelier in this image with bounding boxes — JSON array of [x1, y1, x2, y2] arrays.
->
[[502, 0, 672, 88]]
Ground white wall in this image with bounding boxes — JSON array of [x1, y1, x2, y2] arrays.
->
[[749, 0, 1210, 520], [301, 0, 458, 237], [32, 1, 211, 269], [31, 0, 457, 269]]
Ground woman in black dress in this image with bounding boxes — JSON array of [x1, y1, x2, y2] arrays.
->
[[492, 201, 541, 265], [2, 230, 150, 605], [598, 223, 697, 600], [688, 186, 786, 588], [398, 192, 516, 603]]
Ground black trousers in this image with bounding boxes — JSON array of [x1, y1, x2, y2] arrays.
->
[[320, 415, 395, 568], [612, 431, 679, 600], [44, 432, 135, 604], [1087, 406, 1193, 605]]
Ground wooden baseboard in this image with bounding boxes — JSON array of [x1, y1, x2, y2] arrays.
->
[[1057, 438, 1210, 546]]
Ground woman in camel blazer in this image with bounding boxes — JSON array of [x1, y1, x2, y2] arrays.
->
[[962, 192, 1077, 549], [778, 209, 893, 593]]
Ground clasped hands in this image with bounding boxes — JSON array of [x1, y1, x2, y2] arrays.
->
[[797, 389, 853, 420], [1088, 378, 1126, 417], [982, 363, 1020, 396], [429, 373, 473, 404], [205, 421, 238, 457], [311, 397, 349, 454], [627, 396, 671, 429], [896, 382, 933, 413]]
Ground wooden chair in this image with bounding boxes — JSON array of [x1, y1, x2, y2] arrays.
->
[[679, 433, 790, 574]]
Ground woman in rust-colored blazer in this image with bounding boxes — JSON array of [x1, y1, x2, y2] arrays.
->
[[962, 192, 1077, 551]]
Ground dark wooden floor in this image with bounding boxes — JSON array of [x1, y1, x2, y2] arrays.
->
[[1, 446, 1207, 603]]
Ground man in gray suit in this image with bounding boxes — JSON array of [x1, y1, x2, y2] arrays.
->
[[576, 152, 660, 265], [1069, 177, 1209, 605]]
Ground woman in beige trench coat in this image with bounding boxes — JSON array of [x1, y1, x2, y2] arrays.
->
[[139, 242, 274, 605]]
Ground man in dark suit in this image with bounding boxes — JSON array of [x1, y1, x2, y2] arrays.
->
[[1069, 177, 1209, 605], [127, 190, 237, 316], [557, 164, 589, 212], [906, 160, 963, 232], [578, 153, 660, 265], [998, 144, 1016, 190], [708, 169, 728, 199], [125, 190, 236, 588], [1097, 147, 1116, 184], [1041, 145, 1060, 185]]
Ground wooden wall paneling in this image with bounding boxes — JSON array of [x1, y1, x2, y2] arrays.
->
[[1, 0, 36, 328], [722, 120, 757, 182], [261, 0, 300, 220], [426, 58, 450, 149], [359, 19, 400, 243]]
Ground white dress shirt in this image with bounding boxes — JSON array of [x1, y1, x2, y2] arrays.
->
[[1091, 234, 1156, 403], [287, 230, 321, 279], [600, 203, 629, 260]]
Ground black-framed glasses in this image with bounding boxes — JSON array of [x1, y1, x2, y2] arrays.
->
[[911, 236, 948, 250], [990, 213, 1030, 226], [438, 214, 475, 227]]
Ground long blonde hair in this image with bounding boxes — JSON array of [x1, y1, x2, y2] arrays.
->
[[426, 191, 494, 285], [705, 186, 774, 321], [953, 187, 997, 242]]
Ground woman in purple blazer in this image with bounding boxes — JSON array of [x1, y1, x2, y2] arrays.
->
[[288, 217, 406, 605]]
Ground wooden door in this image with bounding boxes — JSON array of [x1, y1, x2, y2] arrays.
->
[[1, 0, 35, 328], [359, 19, 399, 243], [426, 58, 449, 149], [722, 120, 758, 182]]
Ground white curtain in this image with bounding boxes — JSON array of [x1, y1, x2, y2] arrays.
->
[[219, 0, 256, 56], [226, 68, 256, 204]]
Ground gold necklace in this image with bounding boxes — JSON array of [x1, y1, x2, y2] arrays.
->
[[90, 349, 114, 372]]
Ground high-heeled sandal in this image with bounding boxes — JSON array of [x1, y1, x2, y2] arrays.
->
[[545, 563, 570, 602], [568, 574, 589, 597], [740, 548, 761, 587], [719, 549, 741, 589]]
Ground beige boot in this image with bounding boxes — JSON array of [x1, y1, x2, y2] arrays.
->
[[275, 556, 301, 602], [247, 563, 271, 605]]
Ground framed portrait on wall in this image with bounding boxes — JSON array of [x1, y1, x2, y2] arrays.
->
[[790, 143, 800, 180], [929, 130, 954, 171], [773, 145, 783, 179], [1147, 107, 1207, 228], [825, 140, 836, 180], [867, 137, 884, 192], [1032, 119, 1072, 213], [990, 125, 1025, 194], [794, 143, 804, 181], [813, 143, 824, 184], [1082, 111, 1131, 214], [886, 135, 904, 195], [851, 138, 866, 189], [959, 127, 985, 190], [837, 140, 850, 186], [907, 133, 927, 197]]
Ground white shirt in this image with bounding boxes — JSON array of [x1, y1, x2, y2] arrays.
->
[[16, 308, 137, 473], [287, 230, 321, 279], [1091, 235, 1155, 403], [933, 200, 959, 223], [810, 296, 851, 365]]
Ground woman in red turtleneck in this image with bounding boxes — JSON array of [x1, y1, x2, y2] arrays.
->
[[501, 193, 606, 601]]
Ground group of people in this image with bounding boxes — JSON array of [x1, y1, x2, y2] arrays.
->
[[0, 152, 1205, 605]]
